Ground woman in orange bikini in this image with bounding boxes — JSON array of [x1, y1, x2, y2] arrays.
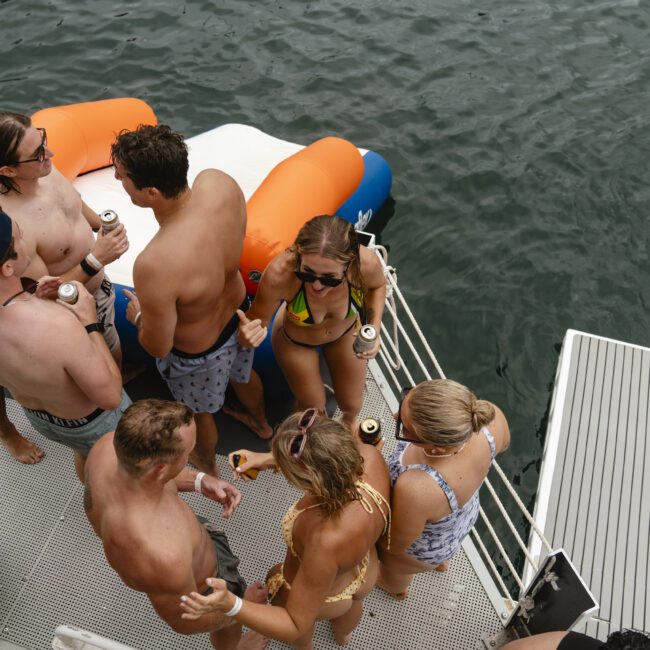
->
[[179, 410, 391, 649], [236, 214, 386, 428]]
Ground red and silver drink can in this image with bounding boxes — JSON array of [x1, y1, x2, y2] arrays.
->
[[359, 417, 382, 446], [100, 210, 120, 233], [58, 282, 79, 305], [353, 324, 377, 355]]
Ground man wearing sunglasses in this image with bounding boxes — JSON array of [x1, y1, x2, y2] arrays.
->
[[111, 125, 272, 477], [0, 111, 129, 464], [0, 210, 129, 479]]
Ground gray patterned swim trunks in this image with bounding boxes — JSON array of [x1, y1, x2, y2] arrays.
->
[[156, 329, 254, 414]]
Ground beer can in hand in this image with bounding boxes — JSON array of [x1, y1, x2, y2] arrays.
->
[[359, 417, 382, 446], [58, 282, 79, 305], [353, 324, 378, 355], [100, 210, 120, 233]]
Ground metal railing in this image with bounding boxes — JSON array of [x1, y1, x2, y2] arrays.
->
[[370, 238, 552, 605]]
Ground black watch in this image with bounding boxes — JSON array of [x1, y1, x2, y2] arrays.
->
[[85, 322, 106, 335]]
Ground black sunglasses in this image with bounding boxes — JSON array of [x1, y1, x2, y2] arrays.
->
[[294, 269, 345, 288], [1, 278, 38, 308], [15, 128, 47, 165], [395, 386, 423, 444]]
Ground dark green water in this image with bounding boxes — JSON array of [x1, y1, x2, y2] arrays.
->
[[4, 0, 650, 544]]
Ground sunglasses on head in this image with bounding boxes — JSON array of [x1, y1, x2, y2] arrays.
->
[[14, 128, 47, 165], [288, 407, 319, 459], [395, 386, 424, 444], [294, 269, 346, 288]]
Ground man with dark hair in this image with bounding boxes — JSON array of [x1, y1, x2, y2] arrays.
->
[[112, 124, 271, 477], [0, 209, 129, 479], [83, 398, 267, 650], [0, 111, 129, 464]]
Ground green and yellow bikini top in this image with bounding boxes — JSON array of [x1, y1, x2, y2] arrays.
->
[[286, 282, 364, 327]]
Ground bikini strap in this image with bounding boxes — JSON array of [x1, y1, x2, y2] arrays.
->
[[282, 500, 322, 558], [354, 480, 392, 549], [481, 426, 496, 462]]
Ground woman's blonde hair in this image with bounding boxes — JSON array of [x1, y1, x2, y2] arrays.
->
[[288, 214, 364, 292], [407, 379, 495, 448], [272, 411, 364, 515]]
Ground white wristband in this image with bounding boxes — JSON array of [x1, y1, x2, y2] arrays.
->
[[194, 472, 205, 493], [86, 253, 103, 271], [134, 311, 142, 327], [224, 595, 243, 617]]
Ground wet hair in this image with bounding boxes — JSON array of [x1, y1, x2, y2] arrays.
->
[[407, 379, 495, 448], [272, 411, 364, 515], [113, 399, 193, 476], [605, 629, 650, 649], [289, 214, 364, 291], [0, 112, 31, 194], [110, 124, 189, 199]]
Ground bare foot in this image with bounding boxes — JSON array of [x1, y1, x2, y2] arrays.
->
[[0, 424, 44, 464], [375, 577, 408, 601], [223, 406, 273, 440], [237, 631, 267, 650], [434, 561, 449, 572], [244, 581, 268, 604]]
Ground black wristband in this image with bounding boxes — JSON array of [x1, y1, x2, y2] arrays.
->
[[80, 257, 99, 277], [85, 322, 105, 335]]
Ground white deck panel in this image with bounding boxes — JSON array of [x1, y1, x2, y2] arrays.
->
[[0, 370, 504, 650], [530, 329, 650, 640]]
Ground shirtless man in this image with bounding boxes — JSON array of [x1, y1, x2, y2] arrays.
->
[[0, 111, 129, 464], [0, 210, 130, 479], [112, 124, 271, 476], [83, 399, 267, 650]]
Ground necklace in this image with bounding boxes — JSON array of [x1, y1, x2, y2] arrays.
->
[[422, 441, 468, 459]]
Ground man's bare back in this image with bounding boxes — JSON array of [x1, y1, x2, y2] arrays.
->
[[133, 169, 247, 355], [83, 404, 267, 650]]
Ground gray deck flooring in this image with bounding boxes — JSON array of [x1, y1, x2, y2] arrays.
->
[[0, 370, 503, 650], [539, 330, 650, 640]]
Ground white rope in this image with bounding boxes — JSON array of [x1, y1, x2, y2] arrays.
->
[[483, 478, 540, 569], [478, 508, 524, 591], [470, 528, 513, 602], [491, 462, 553, 553]]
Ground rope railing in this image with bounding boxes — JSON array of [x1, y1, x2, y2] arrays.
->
[[369, 240, 552, 598]]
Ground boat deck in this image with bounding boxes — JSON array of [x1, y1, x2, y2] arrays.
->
[[0, 366, 505, 650], [530, 329, 650, 641]]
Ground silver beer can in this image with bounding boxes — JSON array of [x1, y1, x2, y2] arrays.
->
[[353, 324, 377, 355], [359, 417, 382, 446], [100, 210, 120, 233], [58, 282, 79, 305]]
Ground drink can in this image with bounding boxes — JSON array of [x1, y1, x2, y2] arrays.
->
[[353, 324, 377, 355], [100, 210, 120, 233], [359, 417, 382, 446], [58, 283, 79, 305]]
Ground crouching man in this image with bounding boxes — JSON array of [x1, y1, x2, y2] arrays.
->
[[83, 399, 267, 650]]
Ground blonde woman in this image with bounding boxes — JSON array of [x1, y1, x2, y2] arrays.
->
[[237, 214, 386, 427], [180, 411, 391, 649], [378, 379, 510, 599]]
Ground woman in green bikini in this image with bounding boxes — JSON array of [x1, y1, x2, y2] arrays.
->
[[237, 214, 386, 428]]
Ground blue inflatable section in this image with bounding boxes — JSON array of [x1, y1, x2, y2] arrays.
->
[[336, 150, 392, 230]]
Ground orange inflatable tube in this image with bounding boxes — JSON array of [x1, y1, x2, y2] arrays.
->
[[31, 98, 157, 181], [241, 136, 364, 294]]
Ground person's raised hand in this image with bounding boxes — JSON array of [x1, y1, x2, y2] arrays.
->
[[199, 476, 242, 518], [92, 224, 129, 265], [236, 309, 267, 349], [180, 578, 231, 619], [57, 281, 98, 326]]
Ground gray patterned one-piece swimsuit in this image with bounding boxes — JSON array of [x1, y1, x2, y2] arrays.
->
[[387, 426, 496, 566]]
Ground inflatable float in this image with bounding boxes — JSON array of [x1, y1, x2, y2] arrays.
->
[[32, 98, 393, 395]]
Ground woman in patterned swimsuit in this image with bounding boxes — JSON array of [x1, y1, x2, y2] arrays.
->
[[236, 214, 386, 429], [180, 410, 391, 649], [378, 378, 510, 599]]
